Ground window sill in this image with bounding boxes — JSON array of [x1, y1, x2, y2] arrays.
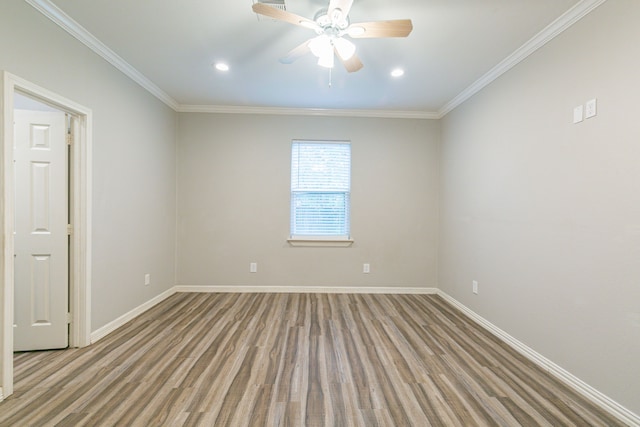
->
[[287, 238, 354, 248]]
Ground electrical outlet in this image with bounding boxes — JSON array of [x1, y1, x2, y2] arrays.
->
[[363, 263, 370, 274], [472, 280, 478, 294], [144, 273, 151, 286], [250, 262, 257, 273]]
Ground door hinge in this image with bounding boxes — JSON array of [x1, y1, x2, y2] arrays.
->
[[66, 133, 72, 146], [67, 224, 73, 235], [66, 312, 73, 324]]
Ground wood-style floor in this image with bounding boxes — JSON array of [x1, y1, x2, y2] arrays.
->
[[0, 292, 626, 426]]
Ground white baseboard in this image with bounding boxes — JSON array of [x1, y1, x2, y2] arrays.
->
[[90, 287, 177, 343], [437, 290, 640, 427], [175, 285, 439, 295]]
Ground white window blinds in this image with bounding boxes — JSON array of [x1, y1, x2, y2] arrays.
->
[[290, 141, 351, 238]]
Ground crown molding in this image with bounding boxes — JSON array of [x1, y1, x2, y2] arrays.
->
[[438, 0, 609, 118], [26, 0, 607, 120], [177, 104, 439, 119], [23, 0, 437, 119], [24, 0, 179, 110]]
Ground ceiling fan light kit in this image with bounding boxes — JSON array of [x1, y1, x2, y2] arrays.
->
[[309, 35, 334, 68], [309, 35, 331, 57], [252, 0, 413, 73]]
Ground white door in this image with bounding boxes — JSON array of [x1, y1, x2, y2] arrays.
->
[[13, 110, 68, 351]]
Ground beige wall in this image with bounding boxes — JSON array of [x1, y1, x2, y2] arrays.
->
[[177, 113, 439, 289], [439, 0, 640, 414], [3, 0, 638, 417], [0, 0, 177, 330]]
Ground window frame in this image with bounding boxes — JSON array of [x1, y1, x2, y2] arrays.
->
[[288, 140, 354, 247]]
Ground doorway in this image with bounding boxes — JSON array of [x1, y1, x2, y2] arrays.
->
[[0, 71, 92, 400]]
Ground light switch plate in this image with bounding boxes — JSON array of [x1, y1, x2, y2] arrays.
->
[[585, 98, 597, 119], [573, 105, 584, 123]]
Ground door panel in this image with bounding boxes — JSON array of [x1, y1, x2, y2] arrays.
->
[[13, 110, 68, 351]]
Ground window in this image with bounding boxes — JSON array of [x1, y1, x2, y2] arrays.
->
[[290, 141, 351, 242]]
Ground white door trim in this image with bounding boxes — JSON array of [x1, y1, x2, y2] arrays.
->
[[0, 71, 92, 398]]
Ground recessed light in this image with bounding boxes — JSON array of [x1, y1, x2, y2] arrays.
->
[[215, 62, 229, 72], [391, 68, 405, 78]]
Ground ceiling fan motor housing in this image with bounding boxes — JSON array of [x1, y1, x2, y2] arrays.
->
[[314, 8, 350, 35]]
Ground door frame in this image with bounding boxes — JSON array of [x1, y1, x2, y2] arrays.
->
[[0, 71, 92, 399]]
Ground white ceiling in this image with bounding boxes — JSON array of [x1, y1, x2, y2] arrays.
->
[[35, 0, 591, 116]]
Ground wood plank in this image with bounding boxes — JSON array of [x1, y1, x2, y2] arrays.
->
[[0, 293, 628, 426]]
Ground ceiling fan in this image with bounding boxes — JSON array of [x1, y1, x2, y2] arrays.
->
[[252, 0, 413, 73]]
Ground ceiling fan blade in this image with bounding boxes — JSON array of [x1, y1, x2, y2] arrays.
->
[[328, 0, 354, 18], [280, 40, 312, 64], [252, 3, 318, 30], [336, 49, 363, 73], [347, 19, 413, 38]]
